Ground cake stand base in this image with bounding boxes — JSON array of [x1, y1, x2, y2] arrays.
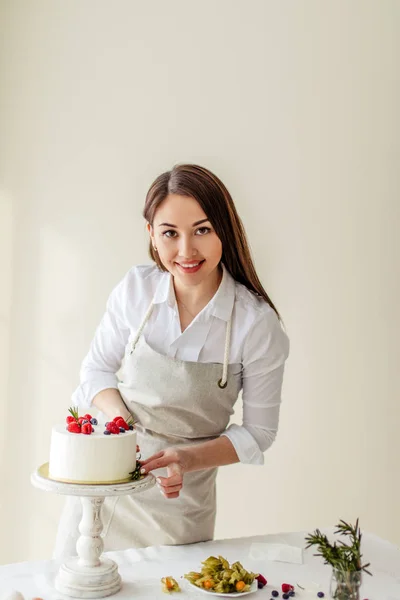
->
[[31, 464, 155, 599], [55, 557, 121, 598]]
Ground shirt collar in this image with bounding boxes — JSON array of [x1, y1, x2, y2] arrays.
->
[[152, 263, 236, 322], [208, 264, 236, 321], [152, 269, 174, 306]]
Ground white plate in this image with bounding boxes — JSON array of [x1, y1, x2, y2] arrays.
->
[[186, 579, 258, 597]]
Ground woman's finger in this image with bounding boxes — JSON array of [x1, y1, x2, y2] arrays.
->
[[156, 473, 182, 487], [157, 482, 182, 495], [140, 450, 182, 476], [140, 451, 164, 466], [140, 454, 168, 474], [163, 491, 180, 499]]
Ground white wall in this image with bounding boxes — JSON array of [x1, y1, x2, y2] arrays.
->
[[0, 0, 399, 565]]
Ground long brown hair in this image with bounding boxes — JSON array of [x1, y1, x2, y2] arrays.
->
[[143, 164, 281, 319]]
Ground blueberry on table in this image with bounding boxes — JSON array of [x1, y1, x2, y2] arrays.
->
[[103, 430, 111, 435]]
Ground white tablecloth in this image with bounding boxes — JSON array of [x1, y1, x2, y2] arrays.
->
[[1, 530, 399, 599]]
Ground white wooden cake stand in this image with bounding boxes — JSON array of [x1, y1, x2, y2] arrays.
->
[[31, 464, 155, 599]]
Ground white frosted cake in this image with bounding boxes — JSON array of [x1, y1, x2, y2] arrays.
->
[[49, 417, 137, 484]]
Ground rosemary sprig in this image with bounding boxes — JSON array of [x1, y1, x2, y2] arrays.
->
[[129, 462, 144, 481], [68, 406, 79, 421], [126, 413, 138, 426], [304, 519, 372, 576], [129, 452, 144, 481]]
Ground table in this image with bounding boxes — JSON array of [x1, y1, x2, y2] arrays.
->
[[1, 530, 399, 599]]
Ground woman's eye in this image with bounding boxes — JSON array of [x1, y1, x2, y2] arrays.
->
[[196, 227, 211, 236], [162, 230, 178, 238]]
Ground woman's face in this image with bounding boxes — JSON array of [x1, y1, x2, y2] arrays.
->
[[148, 194, 223, 288]]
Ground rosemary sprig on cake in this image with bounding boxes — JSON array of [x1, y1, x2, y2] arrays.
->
[[67, 406, 79, 421], [130, 446, 143, 481], [129, 463, 144, 481]]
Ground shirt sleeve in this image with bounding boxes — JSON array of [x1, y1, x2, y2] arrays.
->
[[71, 274, 131, 410], [221, 306, 290, 465]]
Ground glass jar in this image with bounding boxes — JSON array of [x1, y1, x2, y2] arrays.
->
[[330, 568, 362, 600]]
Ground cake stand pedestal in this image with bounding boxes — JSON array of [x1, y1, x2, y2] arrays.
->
[[31, 465, 155, 599]]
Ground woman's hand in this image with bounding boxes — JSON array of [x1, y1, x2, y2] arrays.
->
[[139, 448, 187, 499], [139, 437, 239, 498]]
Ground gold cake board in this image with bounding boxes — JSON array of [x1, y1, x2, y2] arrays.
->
[[38, 462, 133, 485]]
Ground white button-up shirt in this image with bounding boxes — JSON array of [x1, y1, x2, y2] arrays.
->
[[73, 264, 290, 465]]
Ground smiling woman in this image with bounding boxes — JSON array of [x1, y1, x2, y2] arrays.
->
[[54, 164, 290, 558]]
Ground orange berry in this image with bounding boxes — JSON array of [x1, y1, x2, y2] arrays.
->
[[236, 581, 246, 591], [204, 579, 215, 589]]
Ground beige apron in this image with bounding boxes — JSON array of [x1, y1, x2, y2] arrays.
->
[[54, 301, 241, 558]]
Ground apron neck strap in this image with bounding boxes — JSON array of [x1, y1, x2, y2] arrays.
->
[[130, 300, 232, 388], [130, 301, 155, 352], [218, 317, 231, 389]]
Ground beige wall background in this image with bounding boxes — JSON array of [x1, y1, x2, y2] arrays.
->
[[0, 0, 399, 565]]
